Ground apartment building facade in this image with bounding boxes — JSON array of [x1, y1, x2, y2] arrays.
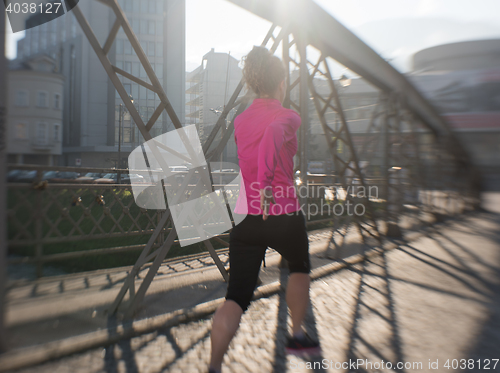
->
[[7, 55, 64, 165], [186, 49, 242, 164], [15, 0, 186, 167]]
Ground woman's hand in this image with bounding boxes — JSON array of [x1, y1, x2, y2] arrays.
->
[[260, 187, 276, 221]]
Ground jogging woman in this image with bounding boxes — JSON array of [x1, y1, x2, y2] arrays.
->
[[208, 46, 320, 373]]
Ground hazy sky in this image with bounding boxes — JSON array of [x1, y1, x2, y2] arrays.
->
[[184, 0, 500, 72], [5, 0, 500, 73]]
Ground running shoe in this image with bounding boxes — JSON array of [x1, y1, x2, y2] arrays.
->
[[285, 333, 322, 357]]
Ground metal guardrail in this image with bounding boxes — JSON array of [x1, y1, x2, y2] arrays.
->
[[7, 163, 475, 279], [7, 164, 242, 278]]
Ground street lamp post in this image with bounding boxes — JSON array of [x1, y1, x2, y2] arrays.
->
[[118, 103, 125, 184], [117, 95, 133, 184], [333, 74, 351, 184]]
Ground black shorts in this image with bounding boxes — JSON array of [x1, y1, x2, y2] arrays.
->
[[225, 210, 310, 312]]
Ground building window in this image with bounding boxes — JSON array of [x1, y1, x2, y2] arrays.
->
[[139, 39, 147, 54], [36, 91, 48, 107], [15, 123, 28, 139], [15, 90, 29, 107], [156, 63, 163, 79], [148, 0, 155, 13], [36, 122, 48, 145], [124, 40, 132, 55], [54, 93, 62, 109], [132, 19, 140, 34], [147, 106, 155, 120], [148, 41, 155, 57], [139, 64, 147, 78], [147, 88, 155, 100], [132, 62, 140, 76], [123, 126, 131, 143], [124, 83, 132, 95], [116, 39, 124, 54], [54, 124, 61, 141], [140, 19, 147, 35], [131, 83, 139, 101], [148, 20, 155, 35]]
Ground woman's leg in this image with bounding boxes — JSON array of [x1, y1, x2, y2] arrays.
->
[[210, 215, 267, 371], [266, 212, 311, 336], [286, 272, 310, 335], [209, 300, 243, 371]]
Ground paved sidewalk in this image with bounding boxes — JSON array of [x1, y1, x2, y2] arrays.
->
[[4, 202, 500, 372], [3, 227, 339, 351]]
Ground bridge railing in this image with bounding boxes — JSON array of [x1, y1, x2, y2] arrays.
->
[[7, 160, 476, 279]]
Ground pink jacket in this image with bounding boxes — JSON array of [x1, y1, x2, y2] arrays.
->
[[233, 98, 301, 215]]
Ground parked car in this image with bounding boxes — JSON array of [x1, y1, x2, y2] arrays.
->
[[122, 173, 146, 184], [168, 166, 188, 184], [10, 170, 38, 183], [44, 171, 80, 183], [94, 173, 145, 184], [75, 172, 106, 183], [7, 169, 25, 182], [211, 168, 238, 184], [94, 173, 119, 184]]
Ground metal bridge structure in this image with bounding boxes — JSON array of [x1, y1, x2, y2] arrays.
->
[[1, 0, 481, 334]]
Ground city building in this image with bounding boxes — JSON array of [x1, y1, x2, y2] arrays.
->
[[408, 39, 500, 172], [186, 49, 242, 164], [7, 55, 64, 165], [15, 0, 185, 167]]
